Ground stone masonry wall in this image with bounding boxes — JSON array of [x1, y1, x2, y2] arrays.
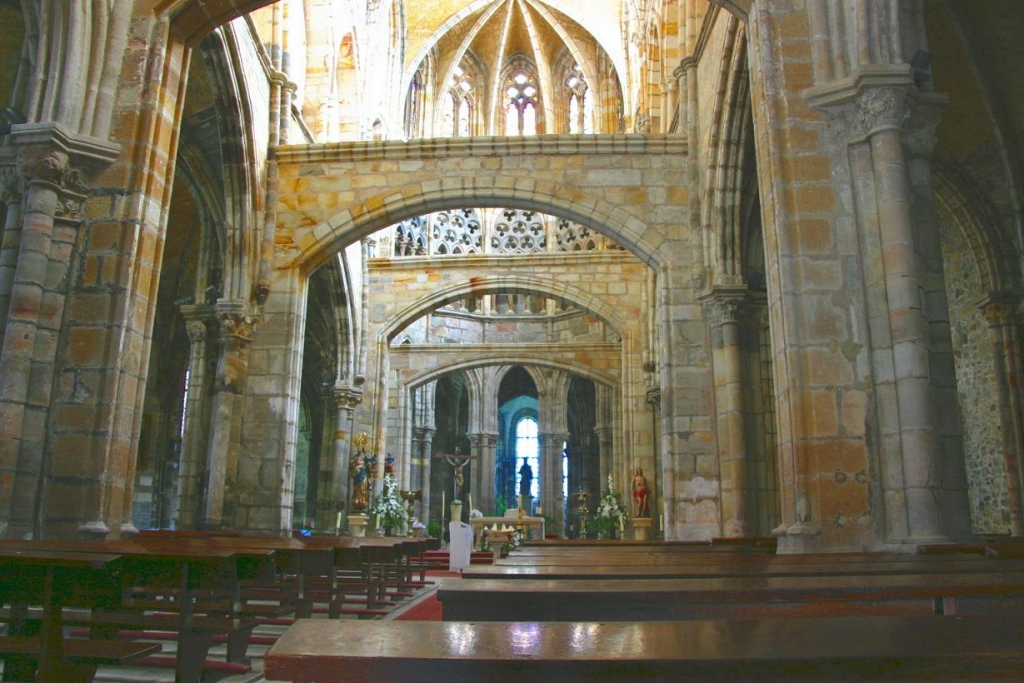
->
[[939, 206, 1010, 533]]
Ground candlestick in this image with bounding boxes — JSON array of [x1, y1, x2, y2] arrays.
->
[[336, 511, 342, 531]]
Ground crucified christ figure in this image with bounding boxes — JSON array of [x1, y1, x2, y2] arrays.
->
[[444, 448, 472, 501]]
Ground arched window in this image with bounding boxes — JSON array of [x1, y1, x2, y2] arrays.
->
[[505, 71, 539, 136], [514, 417, 539, 500], [564, 63, 591, 134], [441, 91, 456, 137], [458, 98, 471, 137]]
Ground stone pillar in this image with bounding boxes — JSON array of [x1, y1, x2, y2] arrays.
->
[[981, 297, 1024, 535], [905, 108, 972, 541], [594, 426, 614, 478], [202, 305, 257, 530], [0, 124, 118, 538], [540, 433, 566, 532], [802, 69, 953, 548], [412, 426, 435, 522], [469, 432, 498, 514], [862, 88, 945, 543], [329, 385, 363, 527], [700, 286, 749, 537], [0, 175, 24, 335], [646, 387, 662, 535], [175, 305, 216, 529]]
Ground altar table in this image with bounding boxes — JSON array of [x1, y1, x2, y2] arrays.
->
[[470, 515, 545, 544]]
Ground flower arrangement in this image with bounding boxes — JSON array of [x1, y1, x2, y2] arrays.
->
[[592, 474, 628, 539], [369, 473, 406, 534]]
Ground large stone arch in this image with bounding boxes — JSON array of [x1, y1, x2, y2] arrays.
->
[[273, 136, 685, 274], [378, 274, 632, 341], [401, 356, 617, 395]]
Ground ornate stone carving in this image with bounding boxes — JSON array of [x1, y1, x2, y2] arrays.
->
[[333, 385, 364, 411], [185, 320, 208, 344], [218, 311, 259, 342], [703, 297, 742, 327], [856, 86, 910, 134], [646, 387, 662, 411], [15, 150, 89, 221], [0, 168, 23, 207]]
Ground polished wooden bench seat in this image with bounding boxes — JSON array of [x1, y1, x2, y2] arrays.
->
[[0, 635, 161, 682], [0, 539, 270, 682], [263, 614, 1024, 682], [438, 571, 1024, 621], [465, 554, 1024, 580], [0, 547, 164, 682]]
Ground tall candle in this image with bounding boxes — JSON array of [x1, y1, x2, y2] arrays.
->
[[442, 491, 445, 518], [336, 511, 342, 530], [468, 493, 473, 513]]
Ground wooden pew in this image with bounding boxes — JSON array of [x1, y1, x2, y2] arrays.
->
[[463, 554, 1024, 581], [131, 535, 331, 620], [263, 615, 1024, 682], [0, 539, 271, 682], [0, 548, 161, 682], [437, 571, 1024, 621], [301, 537, 409, 616]]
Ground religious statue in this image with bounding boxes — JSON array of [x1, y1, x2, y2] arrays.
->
[[349, 432, 376, 512], [350, 450, 369, 512], [518, 458, 533, 498], [384, 452, 396, 476], [445, 448, 471, 501], [632, 467, 650, 517]]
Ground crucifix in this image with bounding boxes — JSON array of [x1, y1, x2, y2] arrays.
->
[[433, 447, 477, 503]]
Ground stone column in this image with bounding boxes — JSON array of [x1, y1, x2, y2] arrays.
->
[[412, 426, 435, 522], [594, 426, 614, 479], [0, 150, 83, 537], [906, 105, 972, 540], [468, 432, 498, 514], [700, 286, 749, 537], [806, 74, 951, 547], [981, 297, 1024, 535], [201, 305, 257, 530], [0, 125, 118, 538], [0, 173, 24, 335], [862, 88, 945, 543], [175, 305, 216, 529], [329, 385, 363, 527], [540, 433, 566, 531]]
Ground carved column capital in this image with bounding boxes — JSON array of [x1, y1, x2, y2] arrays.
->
[[646, 387, 662, 412], [185, 320, 208, 344], [217, 310, 259, 342], [180, 303, 216, 343], [8, 123, 120, 221], [855, 86, 911, 134], [698, 285, 749, 328], [332, 385, 364, 411]]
